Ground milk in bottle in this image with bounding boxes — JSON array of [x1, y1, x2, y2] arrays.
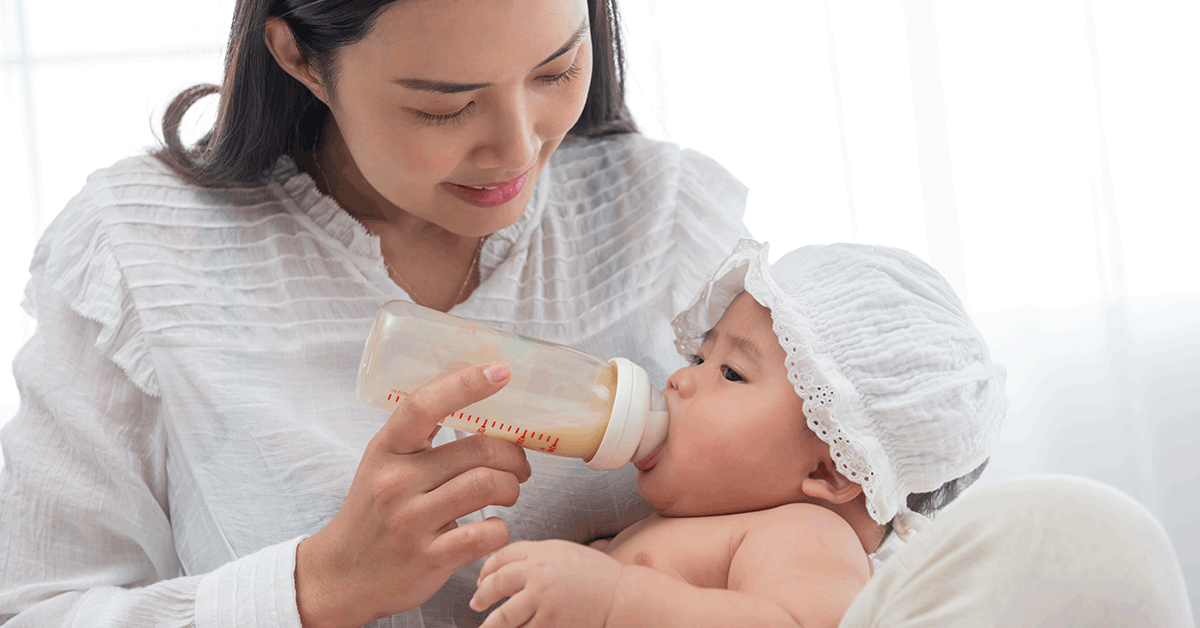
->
[[356, 300, 667, 470]]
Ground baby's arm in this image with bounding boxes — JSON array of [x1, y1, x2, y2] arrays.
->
[[473, 504, 870, 628]]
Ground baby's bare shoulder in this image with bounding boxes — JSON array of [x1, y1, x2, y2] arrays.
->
[[731, 505, 870, 588], [737, 503, 865, 561], [729, 505, 872, 627], [746, 502, 857, 534]]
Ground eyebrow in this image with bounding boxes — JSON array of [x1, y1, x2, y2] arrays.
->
[[395, 20, 589, 95], [702, 329, 764, 366]]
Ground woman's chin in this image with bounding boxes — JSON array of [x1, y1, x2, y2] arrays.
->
[[434, 182, 535, 237]]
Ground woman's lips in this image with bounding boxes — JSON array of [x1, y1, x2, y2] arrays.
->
[[443, 171, 529, 207]]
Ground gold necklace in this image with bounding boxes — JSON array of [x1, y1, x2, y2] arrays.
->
[[383, 238, 484, 310], [310, 151, 485, 310]]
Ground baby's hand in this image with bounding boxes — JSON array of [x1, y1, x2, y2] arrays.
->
[[472, 540, 623, 628]]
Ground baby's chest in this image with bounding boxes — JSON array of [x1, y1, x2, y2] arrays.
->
[[601, 515, 745, 589]]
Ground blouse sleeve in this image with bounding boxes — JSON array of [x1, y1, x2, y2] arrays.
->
[[670, 148, 753, 314], [0, 179, 304, 628]]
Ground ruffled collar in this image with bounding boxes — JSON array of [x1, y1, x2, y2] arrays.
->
[[273, 155, 379, 259]]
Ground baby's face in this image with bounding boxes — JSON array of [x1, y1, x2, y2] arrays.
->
[[636, 292, 832, 517]]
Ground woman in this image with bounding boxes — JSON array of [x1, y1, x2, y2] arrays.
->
[[0, 0, 748, 626]]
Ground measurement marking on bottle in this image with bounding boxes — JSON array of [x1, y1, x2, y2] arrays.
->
[[424, 409, 560, 453]]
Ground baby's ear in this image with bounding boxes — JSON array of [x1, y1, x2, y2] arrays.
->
[[800, 459, 863, 505]]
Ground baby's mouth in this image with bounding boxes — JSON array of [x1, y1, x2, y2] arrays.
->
[[633, 445, 664, 472]]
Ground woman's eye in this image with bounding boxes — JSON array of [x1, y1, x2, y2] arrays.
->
[[414, 102, 474, 126], [721, 366, 744, 383], [538, 63, 581, 86]]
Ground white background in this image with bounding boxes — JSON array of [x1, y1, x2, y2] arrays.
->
[[2, 0, 1197, 612]]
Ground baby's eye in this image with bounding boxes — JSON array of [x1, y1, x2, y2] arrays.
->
[[721, 366, 744, 383], [687, 354, 704, 366]]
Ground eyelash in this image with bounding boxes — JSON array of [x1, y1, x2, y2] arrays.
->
[[414, 102, 475, 127], [539, 63, 582, 86], [413, 64, 582, 127], [687, 355, 745, 383]]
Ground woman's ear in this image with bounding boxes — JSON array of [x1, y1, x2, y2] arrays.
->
[[800, 458, 864, 505], [263, 17, 329, 102]]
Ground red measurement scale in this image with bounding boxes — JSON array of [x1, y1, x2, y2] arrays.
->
[[389, 390, 560, 454]]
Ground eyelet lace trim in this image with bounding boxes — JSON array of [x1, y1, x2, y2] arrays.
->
[[767, 306, 883, 524]]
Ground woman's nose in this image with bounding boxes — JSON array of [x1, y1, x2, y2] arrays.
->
[[473, 99, 538, 171]]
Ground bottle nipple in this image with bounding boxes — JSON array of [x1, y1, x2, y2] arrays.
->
[[586, 358, 669, 471]]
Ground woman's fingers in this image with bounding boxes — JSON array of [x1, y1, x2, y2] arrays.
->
[[376, 361, 511, 455], [293, 361, 543, 626], [429, 516, 513, 578], [414, 433, 532, 493], [420, 464, 523, 529]]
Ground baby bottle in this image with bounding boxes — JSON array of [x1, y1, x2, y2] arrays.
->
[[356, 300, 668, 471]]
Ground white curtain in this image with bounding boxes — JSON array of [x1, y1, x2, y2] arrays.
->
[[3, 0, 1197, 611]]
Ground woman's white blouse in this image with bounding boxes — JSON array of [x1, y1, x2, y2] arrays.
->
[[0, 133, 748, 627]]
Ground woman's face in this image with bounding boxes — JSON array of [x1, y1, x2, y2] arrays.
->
[[324, 0, 592, 236]]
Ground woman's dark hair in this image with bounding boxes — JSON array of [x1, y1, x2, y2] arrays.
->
[[155, 0, 637, 188], [879, 458, 990, 547]]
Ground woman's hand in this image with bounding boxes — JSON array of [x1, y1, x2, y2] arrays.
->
[[471, 540, 624, 628], [296, 361, 532, 628]]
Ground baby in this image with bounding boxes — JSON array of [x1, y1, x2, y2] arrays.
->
[[469, 238, 1007, 628]]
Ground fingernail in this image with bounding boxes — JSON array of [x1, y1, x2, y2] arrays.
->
[[484, 362, 510, 382]]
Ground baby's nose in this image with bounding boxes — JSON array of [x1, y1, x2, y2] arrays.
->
[[666, 367, 697, 398]]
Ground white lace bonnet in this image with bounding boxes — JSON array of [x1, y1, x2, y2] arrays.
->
[[671, 239, 1007, 538]]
